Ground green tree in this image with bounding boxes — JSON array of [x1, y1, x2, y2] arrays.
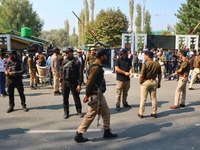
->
[[0, 0, 43, 36], [64, 19, 70, 36], [41, 29, 68, 48], [144, 10, 151, 34], [84, 0, 89, 26], [135, 3, 142, 33], [129, 0, 134, 33], [87, 8, 128, 47], [78, 9, 85, 46], [69, 27, 78, 47], [175, 0, 200, 35], [90, 0, 95, 22]]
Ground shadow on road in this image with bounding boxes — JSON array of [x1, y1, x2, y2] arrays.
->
[[28, 104, 74, 110], [90, 122, 173, 142], [0, 128, 28, 140], [158, 107, 195, 118]]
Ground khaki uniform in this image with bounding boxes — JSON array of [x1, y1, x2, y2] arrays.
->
[[189, 55, 200, 88], [78, 60, 110, 133], [27, 57, 37, 86], [84, 53, 96, 68], [174, 58, 190, 106], [139, 59, 161, 115], [51, 53, 60, 92]]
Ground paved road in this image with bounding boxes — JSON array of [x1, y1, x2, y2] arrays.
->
[[0, 72, 200, 150]]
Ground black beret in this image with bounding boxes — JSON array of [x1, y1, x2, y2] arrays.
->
[[96, 48, 107, 57], [144, 50, 153, 58], [63, 47, 74, 53], [179, 50, 187, 56]]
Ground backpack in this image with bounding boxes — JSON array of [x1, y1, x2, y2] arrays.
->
[[86, 63, 106, 93]]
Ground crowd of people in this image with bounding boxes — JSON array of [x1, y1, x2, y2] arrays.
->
[[0, 45, 200, 143], [113, 45, 200, 84]]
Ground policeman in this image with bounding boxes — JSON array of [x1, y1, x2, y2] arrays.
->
[[84, 47, 96, 71], [5, 50, 28, 113], [74, 48, 117, 143], [189, 52, 200, 90], [60, 47, 83, 119], [170, 50, 190, 109], [27, 52, 37, 89], [138, 51, 161, 119]]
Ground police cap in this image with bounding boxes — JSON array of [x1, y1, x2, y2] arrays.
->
[[179, 50, 187, 56], [96, 48, 107, 58], [144, 50, 153, 58], [63, 47, 74, 54]]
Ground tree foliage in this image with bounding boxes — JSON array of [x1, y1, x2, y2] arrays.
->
[[64, 19, 70, 36], [129, 0, 134, 33], [135, 3, 142, 33], [87, 8, 128, 47], [90, 0, 95, 22], [175, 0, 200, 35], [144, 10, 151, 34], [41, 29, 68, 48], [84, 0, 89, 26], [0, 0, 43, 36]]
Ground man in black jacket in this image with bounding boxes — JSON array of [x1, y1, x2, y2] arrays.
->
[[60, 48, 83, 119], [5, 50, 28, 113]]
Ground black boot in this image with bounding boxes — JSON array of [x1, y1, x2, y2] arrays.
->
[[22, 105, 29, 112], [74, 131, 88, 143], [103, 129, 117, 138], [63, 108, 69, 119], [63, 112, 69, 119], [7, 107, 14, 113]]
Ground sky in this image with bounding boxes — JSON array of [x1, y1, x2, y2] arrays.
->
[[29, 0, 187, 34]]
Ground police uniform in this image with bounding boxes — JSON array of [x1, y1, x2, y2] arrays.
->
[[84, 48, 96, 69], [189, 55, 200, 89], [5, 50, 28, 113], [74, 49, 117, 143], [27, 53, 37, 89], [171, 50, 190, 108], [138, 51, 161, 118], [60, 48, 83, 119]]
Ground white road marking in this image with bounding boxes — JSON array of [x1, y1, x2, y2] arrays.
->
[[195, 124, 200, 126], [25, 129, 102, 133]]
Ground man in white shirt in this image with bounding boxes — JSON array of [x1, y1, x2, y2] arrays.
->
[[0, 52, 7, 97], [138, 49, 145, 72]]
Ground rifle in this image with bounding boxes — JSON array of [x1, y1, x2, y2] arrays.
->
[[72, 11, 105, 48]]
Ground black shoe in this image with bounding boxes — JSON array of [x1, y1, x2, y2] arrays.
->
[[151, 114, 157, 118], [103, 129, 117, 138], [116, 106, 121, 111], [123, 103, 131, 108], [138, 113, 143, 119], [63, 113, 69, 119], [180, 104, 186, 107], [54, 91, 61, 96], [189, 88, 194, 90], [22, 106, 29, 112], [31, 86, 36, 90], [77, 113, 84, 118], [7, 107, 14, 113], [74, 131, 89, 143]]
